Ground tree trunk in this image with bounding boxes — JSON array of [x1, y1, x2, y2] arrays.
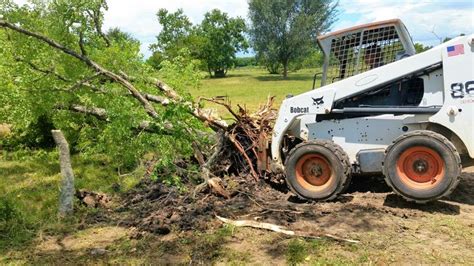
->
[[52, 130, 75, 216], [282, 60, 289, 78], [214, 69, 226, 78]]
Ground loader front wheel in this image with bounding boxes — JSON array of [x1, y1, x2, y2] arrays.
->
[[383, 131, 462, 203], [285, 140, 351, 201]]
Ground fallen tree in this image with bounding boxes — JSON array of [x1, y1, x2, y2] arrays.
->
[[0, 12, 277, 196]]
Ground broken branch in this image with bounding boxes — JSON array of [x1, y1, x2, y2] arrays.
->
[[216, 215, 359, 244]]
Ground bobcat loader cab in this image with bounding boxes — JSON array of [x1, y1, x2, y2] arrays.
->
[[269, 19, 474, 202]]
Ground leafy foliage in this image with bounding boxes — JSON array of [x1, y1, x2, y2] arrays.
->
[[0, 1, 206, 171], [414, 43, 432, 53], [248, 0, 337, 77]]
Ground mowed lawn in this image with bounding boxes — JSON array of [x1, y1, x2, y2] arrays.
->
[[190, 67, 321, 117]]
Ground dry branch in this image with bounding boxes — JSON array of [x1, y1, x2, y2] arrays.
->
[[216, 215, 359, 244], [217, 215, 294, 235], [118, 72, 229, 130], [70, 104, 108, 121]]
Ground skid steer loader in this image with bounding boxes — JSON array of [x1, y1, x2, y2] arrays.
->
[[262, 19, 474, 203]]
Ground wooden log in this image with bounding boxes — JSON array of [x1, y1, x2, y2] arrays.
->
[[51, 130, 75, 216]]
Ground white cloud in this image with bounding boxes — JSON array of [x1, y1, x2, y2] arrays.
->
[[336, 0, 474, 46]]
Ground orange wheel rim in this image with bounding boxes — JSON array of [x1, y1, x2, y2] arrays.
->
[[295, 154, 334, 192], [396, 146, 445, 189]]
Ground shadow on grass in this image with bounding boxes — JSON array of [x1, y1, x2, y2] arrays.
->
[[0, 164, 32, 176], [254, 74, 314, 82], [214, 73, 253, 78]]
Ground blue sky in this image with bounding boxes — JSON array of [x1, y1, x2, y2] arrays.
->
[[14, 0, 474, 58]]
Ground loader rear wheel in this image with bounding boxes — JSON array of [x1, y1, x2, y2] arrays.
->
[[285, 140, 351, 201], [383, 131, 462, 203]]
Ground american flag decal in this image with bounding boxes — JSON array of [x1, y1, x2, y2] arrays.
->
[[447, 44, 464, 57]]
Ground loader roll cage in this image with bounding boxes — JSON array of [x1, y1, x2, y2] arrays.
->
[[316, 19, 416, 87]]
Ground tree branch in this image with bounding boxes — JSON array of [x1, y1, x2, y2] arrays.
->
[[216, 216, 360, 243], [2, 20, 229, 132], [120, 72, 229, 130], [78, 31, 87, 56], [59, 103, 173, 135], [15, 57, 70, 82], [86, 9, 111, 47], [0, 20, 159, 119], [68, 72, 102, 91], [56, 104, 108, 121]]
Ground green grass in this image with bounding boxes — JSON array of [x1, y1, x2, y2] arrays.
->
[[190, 67, 321, 118], [0, 150, 142, 253], [285, 238, 355, 265]]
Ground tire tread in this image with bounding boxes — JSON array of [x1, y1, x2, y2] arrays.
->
[[383, 130, 462, 203], [285, 140, 352, 201]]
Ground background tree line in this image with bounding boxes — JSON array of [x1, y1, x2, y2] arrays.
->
[[147, 0, 337, 78]]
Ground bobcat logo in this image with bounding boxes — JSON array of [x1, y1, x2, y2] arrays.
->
[[312, 96, 324, 106]]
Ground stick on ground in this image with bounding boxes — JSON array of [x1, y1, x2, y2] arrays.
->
[[216, 215, 359, 244]]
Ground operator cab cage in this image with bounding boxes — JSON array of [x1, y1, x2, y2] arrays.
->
[[317, 19, 416, 86]]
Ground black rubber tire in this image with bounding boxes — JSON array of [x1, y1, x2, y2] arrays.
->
[[383, 130, 462, 203], [284, 140, 351, 201]]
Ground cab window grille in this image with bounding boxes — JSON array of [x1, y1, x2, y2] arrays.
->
[[327, 25, 404, 84]]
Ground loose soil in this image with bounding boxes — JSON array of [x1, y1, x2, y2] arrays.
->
[[17, 167, 474, 264], [106, 166, 474, 264]]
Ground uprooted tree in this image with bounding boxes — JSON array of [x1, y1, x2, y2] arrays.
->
[[0, 0, 274, 196]]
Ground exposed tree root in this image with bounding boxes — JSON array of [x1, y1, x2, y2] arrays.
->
[[196, 96, 278, 183], [194, 131, 231, 199]]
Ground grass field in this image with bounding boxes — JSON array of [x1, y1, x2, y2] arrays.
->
[[190, 67, 321, 117]]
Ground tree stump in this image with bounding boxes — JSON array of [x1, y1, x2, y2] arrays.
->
[[52, 130, 75, 216]]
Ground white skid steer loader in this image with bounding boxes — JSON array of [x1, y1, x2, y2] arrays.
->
[[261, 19, 474, 203]]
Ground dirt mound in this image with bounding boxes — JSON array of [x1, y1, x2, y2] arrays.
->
[[116, 177, 280, 235], [112, 168, 474, 239]]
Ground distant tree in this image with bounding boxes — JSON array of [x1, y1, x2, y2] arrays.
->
[[148, 9, 197, 68], [414, 43, 432, 53], [248, 0, 337, 77], [149, 9, 247, 77], [199, 9, 248, 77]]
